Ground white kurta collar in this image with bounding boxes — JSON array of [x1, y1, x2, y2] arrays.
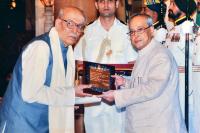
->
[[96, 17, 118, 32]]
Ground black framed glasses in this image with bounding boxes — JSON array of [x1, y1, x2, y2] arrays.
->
[[60, 18, 85, 33], [127, 25, 152, 36]]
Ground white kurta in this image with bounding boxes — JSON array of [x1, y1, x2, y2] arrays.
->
[[21, 27, 75, 133], [114, 39, 186, 133], [74, 18, 137, 133], [74, 18, 137, 64], [165, 21, 200, 133]]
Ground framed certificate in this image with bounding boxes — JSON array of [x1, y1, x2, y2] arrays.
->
[[83, 61, 115, 95]]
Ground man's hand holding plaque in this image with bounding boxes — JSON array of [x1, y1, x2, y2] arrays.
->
[[112, 75, 126, 89], [75, 61, 134, 104], [98, 75, 126, 102], [75, 84, 93, 97], [75, 83, 102, 104]]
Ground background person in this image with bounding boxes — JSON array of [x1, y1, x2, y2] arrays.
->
[[141, 0, 168, 43], [74, 0, 137, 133], [166, 0, 200, 132]]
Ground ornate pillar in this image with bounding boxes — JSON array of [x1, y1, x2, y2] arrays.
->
[[43, 6, 54, 32], [35, 0, 45, 36], [40, 0, 54, 32]]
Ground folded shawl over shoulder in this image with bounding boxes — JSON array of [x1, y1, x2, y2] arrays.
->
[[48, 27, 75, 133]]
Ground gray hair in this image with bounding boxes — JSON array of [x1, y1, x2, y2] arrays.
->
[[128, 13, 153, 27]]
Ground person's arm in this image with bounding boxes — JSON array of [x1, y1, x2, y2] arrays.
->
[[21, 41, 75, 106], [114, 53, 172, 108]]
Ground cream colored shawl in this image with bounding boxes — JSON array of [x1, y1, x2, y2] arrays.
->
[[48, 27, 75, 133]]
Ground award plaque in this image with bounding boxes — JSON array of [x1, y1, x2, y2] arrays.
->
[[83, 61, 115, 95]]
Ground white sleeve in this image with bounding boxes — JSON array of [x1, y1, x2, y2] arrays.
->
[[114, 53, 171, 108], [21, 41, 74, 106]]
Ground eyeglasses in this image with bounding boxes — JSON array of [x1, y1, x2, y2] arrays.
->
[[97, 0, 116, 3], [127, 25, 152, 36], [60, 18, 85, 33]]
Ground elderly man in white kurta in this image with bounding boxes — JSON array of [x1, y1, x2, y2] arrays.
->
[[74, 1, 137, 133], [100, 14, 186, 133], [166, 0, 200, 132], [0, 7, 92, 133]]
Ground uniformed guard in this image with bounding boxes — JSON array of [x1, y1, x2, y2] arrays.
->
[[166, 0, 200, 132], [141, 0, 168, 43]]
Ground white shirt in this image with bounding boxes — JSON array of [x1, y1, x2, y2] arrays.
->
[[74, 18, 137, 64], [21, 41, 74, 106]]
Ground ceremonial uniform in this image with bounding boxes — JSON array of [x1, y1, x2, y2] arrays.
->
[[143, 0, 168, 44], [153, 21, 168, 43], [165, 16, 200, 133], [74, 18, 137, 133]]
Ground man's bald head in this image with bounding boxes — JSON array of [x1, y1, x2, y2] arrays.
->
[[58, 6, 86, 24]]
